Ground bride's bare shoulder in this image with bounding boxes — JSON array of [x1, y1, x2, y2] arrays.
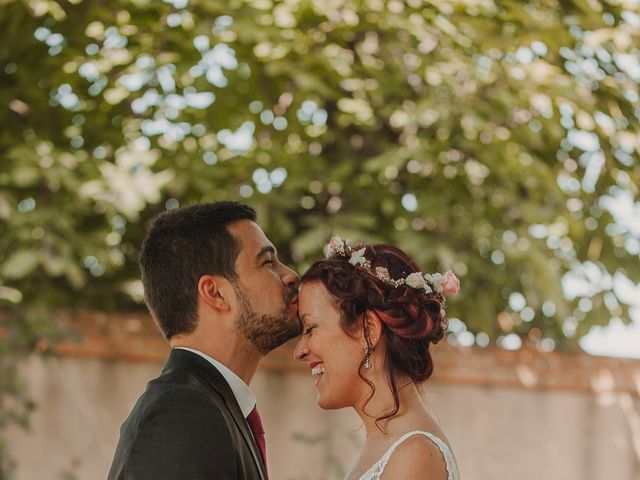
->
[[380, 434, 449, 480]]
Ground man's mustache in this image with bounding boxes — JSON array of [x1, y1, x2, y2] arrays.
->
[[284, 285, 299, 303]]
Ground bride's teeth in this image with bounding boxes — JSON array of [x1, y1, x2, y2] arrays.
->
[[311, 365, 325, 376]]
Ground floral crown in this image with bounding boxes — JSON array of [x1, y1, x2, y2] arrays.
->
[[325, 236, 460, 297]]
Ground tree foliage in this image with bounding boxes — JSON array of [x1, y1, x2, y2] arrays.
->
[[0, 0, 639, 474]]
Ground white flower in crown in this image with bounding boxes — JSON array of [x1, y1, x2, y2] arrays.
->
[[349, 247, 367, 266], [327, 236, 347, 257], [375, 266, 391, 282], [405, 272, 426, 289], [426, 272, 444, 293]]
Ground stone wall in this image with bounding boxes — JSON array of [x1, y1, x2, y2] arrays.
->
[[5, 311, 640, 480]]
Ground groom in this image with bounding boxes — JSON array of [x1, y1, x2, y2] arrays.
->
[[108, 201, 300, 480]]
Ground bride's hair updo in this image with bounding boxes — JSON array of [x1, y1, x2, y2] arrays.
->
[[301, 242, 450, 423]]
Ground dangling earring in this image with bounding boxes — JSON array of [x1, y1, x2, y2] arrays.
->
[[364, 346, 372, 369]]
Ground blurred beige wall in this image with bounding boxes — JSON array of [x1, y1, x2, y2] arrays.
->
[[5, 311, 640, 480]]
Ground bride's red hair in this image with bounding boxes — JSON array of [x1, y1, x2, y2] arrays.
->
[[301, 243, 448, 426]]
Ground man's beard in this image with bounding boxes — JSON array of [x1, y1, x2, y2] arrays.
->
[[234, 286, 301, 355]]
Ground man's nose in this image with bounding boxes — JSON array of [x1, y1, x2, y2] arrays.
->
[[281, 264, 299, 287]]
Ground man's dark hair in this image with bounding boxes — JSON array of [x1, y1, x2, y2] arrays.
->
[[139, 201, 256, 339]]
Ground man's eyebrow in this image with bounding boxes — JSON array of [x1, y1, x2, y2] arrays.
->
[[256, 245, 276, 261]]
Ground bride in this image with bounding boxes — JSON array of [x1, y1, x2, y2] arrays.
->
[[294, 237, 460, 480]]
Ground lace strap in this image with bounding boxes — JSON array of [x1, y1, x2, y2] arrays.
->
[[359, 430, 459, 480]]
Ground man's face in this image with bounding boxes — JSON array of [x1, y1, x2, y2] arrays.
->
[[228, 220, 301, 354]]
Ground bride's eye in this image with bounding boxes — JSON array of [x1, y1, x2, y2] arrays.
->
[[303, 326, 315, 336]]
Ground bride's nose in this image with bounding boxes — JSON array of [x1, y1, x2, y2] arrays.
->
[[293, 337, 309, 361]]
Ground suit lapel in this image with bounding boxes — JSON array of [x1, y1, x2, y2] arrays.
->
[[163, 349, 267, 480]]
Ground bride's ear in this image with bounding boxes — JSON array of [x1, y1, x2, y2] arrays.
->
[[363, 311, 383, 349]]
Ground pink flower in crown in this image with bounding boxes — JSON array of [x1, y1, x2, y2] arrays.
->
[[327, 236, 346, 257], [441, 270, 460, 296]]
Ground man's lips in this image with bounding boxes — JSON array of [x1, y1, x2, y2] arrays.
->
[[286, 289, 299, 305], [288, 297, 299, 313]]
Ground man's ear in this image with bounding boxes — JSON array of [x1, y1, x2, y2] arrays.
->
[[198, 275, 232, 312], [364, 311, 383, 349]]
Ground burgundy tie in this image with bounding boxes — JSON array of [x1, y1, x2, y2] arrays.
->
[[246, 405, 268, 478]]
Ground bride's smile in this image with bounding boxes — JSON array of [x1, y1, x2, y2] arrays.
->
[[309, 362, 325, 376]]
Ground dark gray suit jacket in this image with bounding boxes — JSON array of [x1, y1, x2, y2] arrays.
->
[[108, 349, 267, 480]]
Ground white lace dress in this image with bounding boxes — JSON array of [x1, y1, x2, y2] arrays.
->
[[357, 431, 460, 480]]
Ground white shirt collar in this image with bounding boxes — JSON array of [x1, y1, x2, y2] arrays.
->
[[174, 347, 256, 417]]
